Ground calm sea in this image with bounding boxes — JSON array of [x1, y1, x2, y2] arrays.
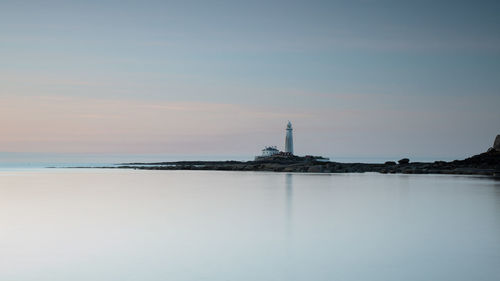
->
[[0, 169, 499, 280]]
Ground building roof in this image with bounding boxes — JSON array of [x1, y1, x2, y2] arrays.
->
[[262, 146, 279, 151]]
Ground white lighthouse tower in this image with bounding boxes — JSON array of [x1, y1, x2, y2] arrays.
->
[[285, 121, 294, 154]]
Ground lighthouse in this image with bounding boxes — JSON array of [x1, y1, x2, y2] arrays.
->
[[285, 121, 294, 154]]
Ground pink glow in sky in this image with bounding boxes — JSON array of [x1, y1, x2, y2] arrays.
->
[[1, 94, 496, 158]]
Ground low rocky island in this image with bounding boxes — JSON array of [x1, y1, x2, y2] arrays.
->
[[77, 135, 500, 176], [109, 144, 499, 177], [112, 150, 499, 176]]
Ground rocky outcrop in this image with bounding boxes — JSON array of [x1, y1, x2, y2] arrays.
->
[[398, 158, 410, 165], [494, 135, 500, 151]]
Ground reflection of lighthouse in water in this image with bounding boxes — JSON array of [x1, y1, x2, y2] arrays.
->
[[285, 174, 293, 237], [285, 121, 294, 154]]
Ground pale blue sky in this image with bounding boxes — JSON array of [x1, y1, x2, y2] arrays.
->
[[1, 0, 499, 160]]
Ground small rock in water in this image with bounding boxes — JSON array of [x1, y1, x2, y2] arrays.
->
[[398, 158, 410, 165]]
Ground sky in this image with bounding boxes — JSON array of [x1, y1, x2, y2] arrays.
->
[[1, 0, 499, 160]]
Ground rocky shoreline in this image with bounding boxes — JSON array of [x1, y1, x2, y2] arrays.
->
[[106, 149, 500, 176]]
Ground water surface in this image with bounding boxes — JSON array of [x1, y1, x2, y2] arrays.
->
[[0, 170, 499, 281]]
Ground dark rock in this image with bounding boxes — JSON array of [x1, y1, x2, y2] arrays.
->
[[455, 149, 500, 168], [398, 158, 410, 165], [494, 135, 500, 151], [385, 161, 397, 165], [307, 165, 323, 173]]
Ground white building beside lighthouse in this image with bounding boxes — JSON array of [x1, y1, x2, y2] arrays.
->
[[285, 121, 294, 155], [261, 146, 279, 157]]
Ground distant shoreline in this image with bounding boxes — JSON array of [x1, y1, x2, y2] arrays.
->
[[71, 149, 500, 177]]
